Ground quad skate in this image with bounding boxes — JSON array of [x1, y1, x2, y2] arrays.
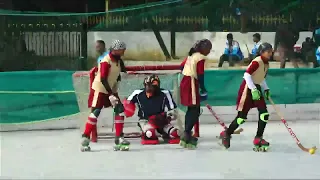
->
[[80, 136, 91, 152], [219, 130, 231, 150], [113, 136, 130, 151], [253, 136, 270, 152], [179, 133, 198, 149]]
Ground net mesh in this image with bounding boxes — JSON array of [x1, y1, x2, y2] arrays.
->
[[72, 70, 183, 138]]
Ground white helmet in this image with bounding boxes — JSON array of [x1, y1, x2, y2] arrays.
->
[[110, 40, 126, 50]]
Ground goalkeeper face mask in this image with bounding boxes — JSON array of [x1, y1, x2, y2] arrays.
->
[[145, 80, 159, 98]]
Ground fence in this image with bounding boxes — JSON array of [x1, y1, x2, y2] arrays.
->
[[1, 0, 320, 71]]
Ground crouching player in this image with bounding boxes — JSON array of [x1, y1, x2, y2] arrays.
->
[[123, 75, 180, 145], [81, 40, 130, 152], [220, 43, 273, 152]]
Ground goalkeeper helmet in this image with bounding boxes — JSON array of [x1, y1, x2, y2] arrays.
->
[[144, 75, 160, 97], [143, 74, 160, 87]]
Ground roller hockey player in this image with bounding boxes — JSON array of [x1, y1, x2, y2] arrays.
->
[[180, 39, 212, 149], [81, 40, 130, 152], [220, 42, 273, 152], [123, 75, 181, 145]]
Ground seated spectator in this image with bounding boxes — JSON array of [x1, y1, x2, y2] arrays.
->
[[218, 33, 244, 67], [301, 37, 319, 68], [249, 33, 262, 62]]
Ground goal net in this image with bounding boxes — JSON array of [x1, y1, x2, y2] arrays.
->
[[72, 65, 192, 139]]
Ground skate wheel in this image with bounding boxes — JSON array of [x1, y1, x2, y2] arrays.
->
[[81, 146, 91, 152], [120, 146, 130, 151]]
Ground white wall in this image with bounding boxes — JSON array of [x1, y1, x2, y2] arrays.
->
[[87, 31, 313, 60]]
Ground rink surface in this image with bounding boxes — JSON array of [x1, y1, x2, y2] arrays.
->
[[1, 121, 320, 179]]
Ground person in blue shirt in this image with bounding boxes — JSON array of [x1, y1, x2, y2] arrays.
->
[[249, 33, 262, 62], [218, 33, 244, 67], [95, 40, 109, 65]]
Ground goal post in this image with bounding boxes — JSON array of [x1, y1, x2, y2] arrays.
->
[[72, 65, 199, 139]]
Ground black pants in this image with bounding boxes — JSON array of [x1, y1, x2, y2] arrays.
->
[[218, 54, 240, 67], [184, 105, 201, 133]]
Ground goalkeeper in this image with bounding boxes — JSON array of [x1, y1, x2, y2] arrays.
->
[[123, 75, 181, 145]]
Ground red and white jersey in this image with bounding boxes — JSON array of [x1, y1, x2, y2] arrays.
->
[[91, 53, 121, 94]]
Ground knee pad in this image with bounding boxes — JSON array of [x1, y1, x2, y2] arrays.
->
[[145, 129, 157, 139], [259, 112, 269, 122], [236, 117, 246, 125], [91, 108, 101, 117], [114, 102, 124, 115]]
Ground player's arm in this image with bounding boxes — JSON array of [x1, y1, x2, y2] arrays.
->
[[100, 61, 113, 94], [162, 90, 177, 120], [243, 61, 259, 90], [197, 59, 206, 92], [162, 90, 177, 111]]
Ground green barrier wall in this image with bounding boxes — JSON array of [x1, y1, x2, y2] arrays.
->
[[0, 71, 79, 124], [204, 68, 320, 106], [0, 68, 319, 125]]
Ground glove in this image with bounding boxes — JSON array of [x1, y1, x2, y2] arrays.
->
[[264, 89, 271, 100], [251, 88, 261, 100], [200, 89, 208, 102], [108, 94, 119, 107]]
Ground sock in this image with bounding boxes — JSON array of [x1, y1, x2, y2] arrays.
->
[[114, 115, 124, 137], [256, 120, 267, 137], [193, 120, 199, 137], [83, 115, 97, 137]]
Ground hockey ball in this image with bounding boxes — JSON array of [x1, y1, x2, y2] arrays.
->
[[309, 148, 316, 155]]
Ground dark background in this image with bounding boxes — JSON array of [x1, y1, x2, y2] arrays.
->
[[4, 0, 165, 12]]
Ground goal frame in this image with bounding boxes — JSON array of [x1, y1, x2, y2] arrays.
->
[[72, 64, 199, 140]]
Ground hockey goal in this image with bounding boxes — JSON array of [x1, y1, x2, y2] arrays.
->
[[72, 65, 198, 139]]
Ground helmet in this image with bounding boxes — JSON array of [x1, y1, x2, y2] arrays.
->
[[110, 40, 126, 50], [258, 42, 273, 54], [143, 75, 160, 87]]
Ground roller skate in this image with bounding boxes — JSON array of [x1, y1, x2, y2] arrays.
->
[[219, 130, 231, 150], [253, 136, 270, 152], [80, 135, 91, 152], [179, 132, 198, 149], [113, 135, 130, 151]]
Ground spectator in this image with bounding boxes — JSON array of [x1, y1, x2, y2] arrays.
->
[[248, 33, 262, 62], [95, 40, 109, 65], [218, 33, 244, 67], [313, 27, 320, 47], [274, 23, 300, 68], [301, 37, 319, 68]]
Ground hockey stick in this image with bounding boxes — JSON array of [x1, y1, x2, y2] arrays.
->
[[206, 104, 243, 134], [268, 97, 317, 153]]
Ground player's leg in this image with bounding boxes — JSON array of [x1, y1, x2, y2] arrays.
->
[[220, 84, 251, 149], [81, 91, 104, 151], [112, 93, 130, 151], [253, 89, 270, 152], [140, 119, 160, 145], [218, 54, 228, 67], [180, 105, 200, 148]]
